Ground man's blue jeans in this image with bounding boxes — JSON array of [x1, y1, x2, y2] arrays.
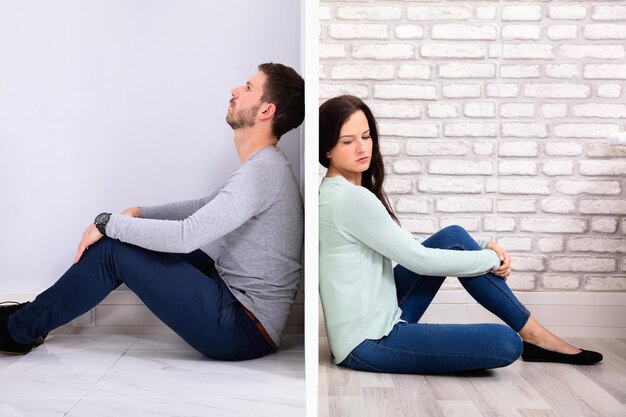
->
[[340, 225, 530, 374], [8, 237, 272, 360]]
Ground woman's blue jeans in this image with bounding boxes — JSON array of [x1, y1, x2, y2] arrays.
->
[[7, 237, 272, 360], [341, 225, 530, 374]]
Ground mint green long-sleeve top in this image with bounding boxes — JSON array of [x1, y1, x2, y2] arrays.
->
[[319, 176, 501, 364]]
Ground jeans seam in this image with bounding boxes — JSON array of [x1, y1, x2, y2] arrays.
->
[[482, 275, 531, 331], [363, 339, 515, 364], [397, 276, 420, 306], [347, 352, 384, 373]]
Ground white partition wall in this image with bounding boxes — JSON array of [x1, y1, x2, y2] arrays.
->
[[0, 1, 303, 332]]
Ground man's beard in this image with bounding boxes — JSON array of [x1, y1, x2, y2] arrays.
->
[[226, 103, 261, 130]]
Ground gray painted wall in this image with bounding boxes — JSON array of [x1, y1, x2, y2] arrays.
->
[[0, 1, 302, 292]]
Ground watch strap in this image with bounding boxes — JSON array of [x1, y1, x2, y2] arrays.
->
[[94, 212, 112, 235]]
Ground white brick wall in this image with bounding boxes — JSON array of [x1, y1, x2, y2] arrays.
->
[[320, 1, 626, 293]]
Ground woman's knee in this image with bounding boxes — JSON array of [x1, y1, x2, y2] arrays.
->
[[424, 225, 467, 246], [426, 225, 480, 250], [439, 225, 470, 240]]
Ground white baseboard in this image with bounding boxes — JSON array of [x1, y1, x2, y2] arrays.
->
[[4, 290, 624, 338], [2, 288, 304, 336], [319, 291, 626, 338]]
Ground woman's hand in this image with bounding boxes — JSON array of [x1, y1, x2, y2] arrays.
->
[[486, 240, 511, 280], [74, 223, 104, 264], [121, 206, 141, 217]]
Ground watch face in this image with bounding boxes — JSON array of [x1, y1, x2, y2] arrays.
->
[[95, 213, 111, 225]]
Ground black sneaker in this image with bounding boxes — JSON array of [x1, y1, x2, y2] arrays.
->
[[0, 316, 34, 355], [0, 302, 47, 347]]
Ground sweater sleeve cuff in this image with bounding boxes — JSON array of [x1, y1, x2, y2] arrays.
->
[[474, 236, 491, 249], [105, 213, 122, 238], [486, 249, 501, 271]]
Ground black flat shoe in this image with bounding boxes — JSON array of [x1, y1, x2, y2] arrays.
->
[[0, 302, 47, 347], [0, 317, 34, 355], [522, 341, 603, 365]]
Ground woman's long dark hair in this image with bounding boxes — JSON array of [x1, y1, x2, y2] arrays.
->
[[319, 95, 398, 223]]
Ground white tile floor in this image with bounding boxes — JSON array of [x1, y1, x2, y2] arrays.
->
[[0, 334, 305, 417]]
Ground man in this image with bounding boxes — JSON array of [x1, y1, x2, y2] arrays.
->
[[0, 63, 304, 360]]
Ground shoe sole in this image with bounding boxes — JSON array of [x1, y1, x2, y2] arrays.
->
[[0, 349, 31, 355], [0, 337, 44, 355]]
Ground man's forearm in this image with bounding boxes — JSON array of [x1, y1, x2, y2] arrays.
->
[[139, 192, 216, 220]]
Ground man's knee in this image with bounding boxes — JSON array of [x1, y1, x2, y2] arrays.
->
[[83, 236, 114, 257], [98, 236, 140, 253], [86, 237, 134, 262]]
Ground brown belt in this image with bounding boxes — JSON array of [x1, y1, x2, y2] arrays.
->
[[240, 304, 277, 350]]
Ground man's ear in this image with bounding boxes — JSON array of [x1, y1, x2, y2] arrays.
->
[[259, 103, 276, 121]]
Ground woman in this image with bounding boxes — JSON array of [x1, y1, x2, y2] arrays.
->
[[319, 95, 602, 374]]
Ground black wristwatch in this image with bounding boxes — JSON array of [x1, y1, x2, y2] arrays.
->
[[94, 212, 112, 235]]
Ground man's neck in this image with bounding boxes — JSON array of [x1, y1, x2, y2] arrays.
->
[[233, 128, 278, 163]]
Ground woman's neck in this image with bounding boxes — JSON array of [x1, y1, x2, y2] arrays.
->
[[325, 167, 362, 186]]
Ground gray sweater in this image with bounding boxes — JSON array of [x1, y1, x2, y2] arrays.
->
[[105, 146, 303, 346]]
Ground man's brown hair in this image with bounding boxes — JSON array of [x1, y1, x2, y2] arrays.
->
[[258, 63, 305, 140]]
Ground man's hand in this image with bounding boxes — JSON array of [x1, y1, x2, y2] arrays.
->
[[121, 207, 141, 217], [74, 223, 104, 264], [486, 240, 511, 280]]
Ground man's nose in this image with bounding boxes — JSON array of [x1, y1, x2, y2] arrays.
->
[[231, 87, 240, 98]]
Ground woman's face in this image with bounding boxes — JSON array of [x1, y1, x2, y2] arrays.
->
[[326, 110, 373, 175]]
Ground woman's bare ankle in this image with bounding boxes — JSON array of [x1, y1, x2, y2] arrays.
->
[[518, 316, 581, 354], [518, 317, 544, 344]]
